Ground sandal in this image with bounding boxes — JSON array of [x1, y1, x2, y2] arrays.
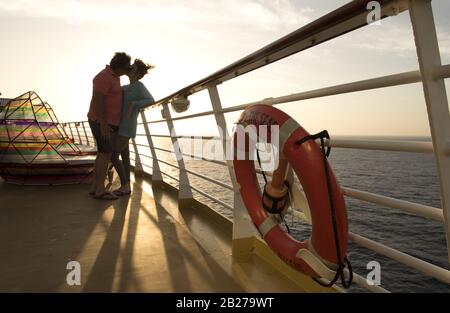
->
[[113, 190, 131, 196], [93, 192, 119, 200]]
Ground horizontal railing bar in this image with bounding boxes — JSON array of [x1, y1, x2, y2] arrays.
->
[[190, 184, 234, 211], [141, 163, 153, 170], [145, 145, 229, 167], [144, 0, 406, 109], [133, 143, 150, 148], [217, 63, 450, 117], [182, 167, 234, 191], [135, 133, 220, 140], [129, 151, 153, 159], [182, 153, 228, 167], [147, 134, 172, 138], [348, 272, 389, 293], [160, 170, 179, 182], [134, 162, 231, 210], [144, 155, 232, 190], [342, 187, 443, 222], [325, 138, 433, 154], [348, 232, 450, 285], [156, 158, 179, 169], [138, 65, 449, 126], [220, 69, 425, 115], [138, 135, 433, 156], [270, 70, 424, 105], [434, 63, 450, 80], [178, 135, 221, 140], [63, 121, 89, 125], [143, 110, 215, 124], [152, 146, 174, 154]]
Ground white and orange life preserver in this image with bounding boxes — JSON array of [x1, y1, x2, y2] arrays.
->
[[233, 104, 349, 282]]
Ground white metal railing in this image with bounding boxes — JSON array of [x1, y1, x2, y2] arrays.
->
[[64, 0, 450, 292]]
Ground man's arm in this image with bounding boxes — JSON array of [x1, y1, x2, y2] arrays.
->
[[91, 90, 110, 140]]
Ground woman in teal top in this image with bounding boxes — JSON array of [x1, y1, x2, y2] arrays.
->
[[111, 59, 155, 195]]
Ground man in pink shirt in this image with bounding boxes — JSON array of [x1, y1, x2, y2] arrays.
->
[[88, 52, 131, 200]]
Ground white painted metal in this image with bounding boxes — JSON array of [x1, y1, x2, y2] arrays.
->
[[207, 85, 258, 251], [182, 167, 234, 191], [138, 142, 229, 167], [130, 138, 143, 173], [349, 232, 450, 284], [410, 0, 450, 262], [74, 123, 82, 144], [349, 272, 389, 293], [81, 122, 89, 145], [67, 124, 75, 142], [342, 187, 444, 222], [325, 138, 434, 154], [161, 103, 193, 201], [140, 111, 163, 184], [159, 170, 179, 182], [190, 184, 234, 211]]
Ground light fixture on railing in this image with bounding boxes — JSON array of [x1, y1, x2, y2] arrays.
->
[[170, 95, 190, 113]]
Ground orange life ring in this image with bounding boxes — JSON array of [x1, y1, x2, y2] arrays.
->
[[233, 104, 349, 280]]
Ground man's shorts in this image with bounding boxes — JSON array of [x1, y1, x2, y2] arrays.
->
[[88, 119, 118, 153]]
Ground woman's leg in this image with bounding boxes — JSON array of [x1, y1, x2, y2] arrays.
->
[[121, 141, 131, 185], [111, 151, 128, 187], [111, 135, 130, 192]]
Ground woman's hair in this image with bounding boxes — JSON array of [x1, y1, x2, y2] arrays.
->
[[134, 59, 155, 80], [110, 52, 131, 71]]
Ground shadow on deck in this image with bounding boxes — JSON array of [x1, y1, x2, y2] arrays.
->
[[0, 173, 322, 293]]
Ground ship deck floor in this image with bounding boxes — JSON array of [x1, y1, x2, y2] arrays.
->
[[0, 173, 314, 292]]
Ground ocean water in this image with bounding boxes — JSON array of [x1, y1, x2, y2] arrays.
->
[[134, 137, 450, 293]]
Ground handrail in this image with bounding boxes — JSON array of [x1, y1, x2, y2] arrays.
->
[[189, 184, 234, 211], [325, 138, 434, 154], [349, 232, 450, 285], [141, 65, 450, 125], [342, 187, 444, 222], [147, 0, 409, 108]]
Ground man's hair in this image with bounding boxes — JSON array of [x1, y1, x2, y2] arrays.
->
[[134, 59, 155, 80], [110, 52, 131, 71]]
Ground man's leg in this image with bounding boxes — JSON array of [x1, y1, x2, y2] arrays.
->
[[88, 120, 117, 199], [89, 165, 96, 194], [94, 151, 112, 196]]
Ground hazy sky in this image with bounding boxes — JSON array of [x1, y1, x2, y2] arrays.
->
[[1, 0, 450, 136]]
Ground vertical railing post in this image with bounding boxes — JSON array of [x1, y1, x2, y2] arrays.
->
[[161, 103, 193, 208], [208, 85, 257, 260], [131, 138, 144, 174], [410, 0, 450, 262], [140, 110, 163, 185], [68, 123, 75, 142], [81, 122, 90, 146], [75, 123, 82, 145]]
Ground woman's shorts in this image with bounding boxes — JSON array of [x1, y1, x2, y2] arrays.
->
[[114, 135, 130, 153]]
